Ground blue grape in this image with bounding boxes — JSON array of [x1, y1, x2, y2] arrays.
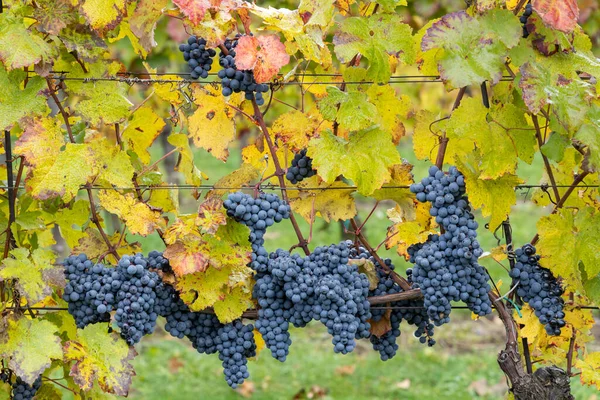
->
[[286, 149, 317, 184]]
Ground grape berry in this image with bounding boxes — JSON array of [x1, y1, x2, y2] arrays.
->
[[179, 35, 216, 80], [286, 149, 317, 184]]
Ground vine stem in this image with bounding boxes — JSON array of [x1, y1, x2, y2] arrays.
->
[[530, 171, 589, 246], [137, 148, 178, 177], [3, 130, 17, 257], [250, 98, 310, 255], [532, 115, 560, 203], [349, 218, 411, 291], [435, 87, 466, 169], [566, 326, 577, 376], [46, 78, 120, 261]]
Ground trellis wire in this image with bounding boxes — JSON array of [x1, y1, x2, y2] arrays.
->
[[0, 183, 598, 191]]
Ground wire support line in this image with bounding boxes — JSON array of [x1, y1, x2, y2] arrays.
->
[[0, 183, 599, 191], [6, 305, 600, 312], [41, 75, 518, 86]]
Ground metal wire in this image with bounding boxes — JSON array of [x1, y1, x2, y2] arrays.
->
[[0, 183, 597, 191]]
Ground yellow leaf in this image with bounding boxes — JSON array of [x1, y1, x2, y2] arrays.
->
[[366, 85, 411, 144], [188, 85, 236, 161], [242, 140, 293, 185], [122, 105, 166, 165], [575, 352, 600, 390], [207, 163, 260, 198], [372, 163, 415, 207], [479, 245, 508, 262], [64, 324, 137, 396], [287, 176, 356, 223], [15, 117, 64, 169], [79, 0, 127, 33], [386, 202, 437, 260], [0, 317, 63, 385], [213, 286, 255, 324], [457, 154, 523, 231], [98, 190, 163, 236], [272, 109, 330, 151], [168, 133, 207, 186]]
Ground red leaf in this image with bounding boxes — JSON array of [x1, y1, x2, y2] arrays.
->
[[235, 35, 290, 83], [532, 0, 579, 33], [172, 0, 211, 25]]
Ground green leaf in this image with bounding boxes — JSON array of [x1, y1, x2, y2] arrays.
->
[[333, 14, 414, 83], [0, 69, 47, 131], [457, 154, 524, 231], [421, 10, 521, 88], [318, 86, 377, 131], [127, 0, 169, 56], [575, 104, 600, 170], [0, 317, 62, 385], [0, 248, 63, 304], [541, 132, 569, 162], [64, 324, 137, 396], [366, 85, 411, 142], [446, 97, 535, 178], [584, 276, 600, 306], [307, 127, 401, 196], [0, 10, 54, 70], [14, 117, 65, 169], [537, 207, 600, 293]]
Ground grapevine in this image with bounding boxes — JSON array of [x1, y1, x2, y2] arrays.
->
[[0, 1, 598, 399]]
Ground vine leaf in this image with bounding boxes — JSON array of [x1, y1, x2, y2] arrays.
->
[[308, 127, 401, 196], [73, 228, 141, 260], [64, 324, 137, 396], [286, 176, 357, 223], [318, 86, 377, 132], [98, 190, 164, 236], [163, 216, 251, 276], [15, 117, 64, 169], [0, 69, 47, 131], [386, 202, 437, 260], [333, 14, 414, 83], [189, 10, 237, 47], [421, 10, 521, 88], [197, 197, 228, 235], [207, 163, 260, 198], [27, 143, 94, 202], [188, 86, 236, 161], [0, 318, 63, 385], [457, 155, 523, 231], [33, 0, 77, 36], [53, 59, 133, 125], [576, 352, 600, 389], [0, 10, 54, 70], [235, 34, 290, 83], [372, 163, 415, 207], [54, 200, 90, 248], [272, 109, 330, 151], [127, 0, 170, 56], [348, 258, 378, 290], [366, 85, 411, 144], [446, 98, 535, 179], [122, 104, 166, 165], [532, 0, 579, 33], [0, 248, 64, 305], [78, 0, 127, 34], [574, 104, 600, 170], [536, 207, 600, 294], [168, 133, 207, 186]]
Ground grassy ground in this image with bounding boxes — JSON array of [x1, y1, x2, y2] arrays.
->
[[117, 138, 599, 399]]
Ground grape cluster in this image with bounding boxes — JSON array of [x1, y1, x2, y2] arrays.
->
[[113, 255, 161, 345], [408, 166, 492, 326], [286, 149, 317, 184], [224, 192, 372, 359], [179, 35, 216, 79], [0, 373, 41, 400], [217, 37, 269, 104], [63, 254, 114, 328], [350, 247, 435, 361], [509, 244, 565, 335], [215, 320, 256, 388], [146, 250, 172, 273], [520, 3, 533, 38]]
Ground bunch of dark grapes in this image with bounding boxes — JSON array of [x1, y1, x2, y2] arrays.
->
[[223, 192, 291, 250], [408, 166, 492, 326], [62, 254, 114, 328], [509, 244, 565, 335], [286, 149, 317, 184], [217, 37, 269, 104], [146, 250, 172, 273], [520, 3, 533, 38], [215, 320, 257, 388], [3, 375, 42, 400], [179, 35, 216, 79], [113, 255, 161, 345]]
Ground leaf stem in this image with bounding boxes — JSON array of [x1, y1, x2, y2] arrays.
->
[[532, 115, 560, 203]]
